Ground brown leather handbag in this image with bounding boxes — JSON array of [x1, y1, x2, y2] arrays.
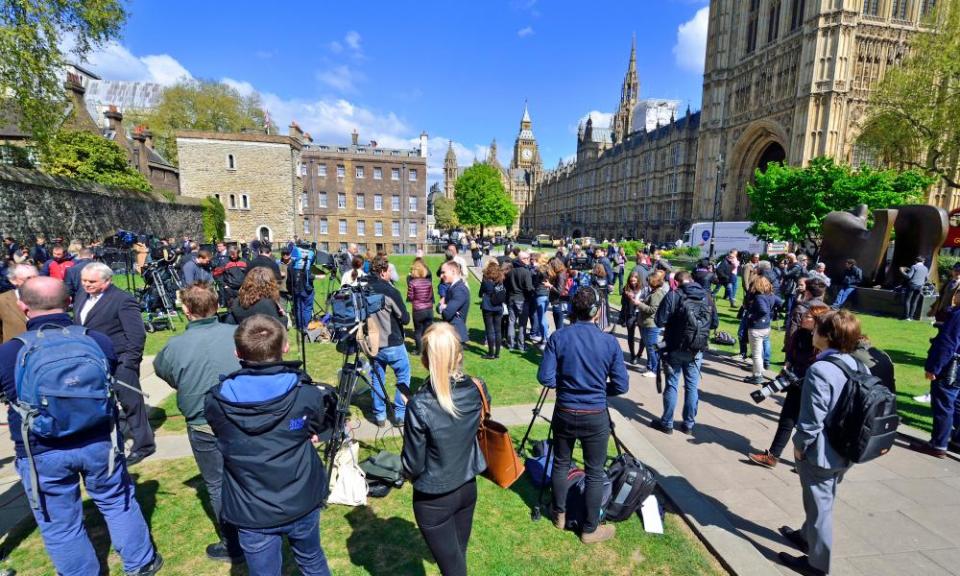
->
[[472, 378, 524, 488]]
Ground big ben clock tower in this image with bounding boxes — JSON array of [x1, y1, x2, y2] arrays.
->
[[511, 102, 540, 171]]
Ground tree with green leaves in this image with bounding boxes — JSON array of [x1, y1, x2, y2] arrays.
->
[[747, 157, 933, 253], [453, 163, 517, 237], [433, 196, 459, 230], [43, 130, 151, 192], [128, 80, 268, 165], [0, 1, 126, 152], [858, 2, 960, 191], [202, 195, 226, 241]]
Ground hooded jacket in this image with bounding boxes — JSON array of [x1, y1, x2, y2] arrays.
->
[[204, 361, 334, 529]]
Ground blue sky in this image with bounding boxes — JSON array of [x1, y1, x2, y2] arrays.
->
[[79, 0, 710, 186]]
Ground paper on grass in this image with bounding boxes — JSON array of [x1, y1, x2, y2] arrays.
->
[[640, 494, 663, 534]]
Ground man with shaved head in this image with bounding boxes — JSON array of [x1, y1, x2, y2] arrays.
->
[[0, 277, 162, 575]]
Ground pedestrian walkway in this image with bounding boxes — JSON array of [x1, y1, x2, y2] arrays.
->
[[606, 334, 960, 576]]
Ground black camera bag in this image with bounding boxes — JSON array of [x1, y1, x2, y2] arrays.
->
[[604, 453, 657, 522]]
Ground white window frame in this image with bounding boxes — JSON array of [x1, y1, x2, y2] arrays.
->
[[373, 167, 382, 180], [336, 165, 345, 179], [356, 194, 365, 210], [303, 217, 310, 235], [320, 217, 329, 234], [318, 164, 327, 177], [391, 168, 400, 181], [357, 220, 366, 236], [391, 195, 400, 211], [356, 166, 365, 179], [319, 192, 328, 208], [338, 219, 347, 235], [338, 193, 347, 209], [409, 196, 417, 212], [408, 169, 417, 182], [408, 222, 417, 238], [375, 221, 383, 236], [374, 194, 383, 210], [392, 221, 400, 237]]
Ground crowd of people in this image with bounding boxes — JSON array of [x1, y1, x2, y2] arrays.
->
[[1, 230, 959, 576]]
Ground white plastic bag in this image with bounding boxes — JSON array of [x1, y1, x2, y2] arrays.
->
[[327, 439, 368, 506]]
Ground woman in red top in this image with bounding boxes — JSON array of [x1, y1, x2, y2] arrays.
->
[[407, 259, 435, 355]]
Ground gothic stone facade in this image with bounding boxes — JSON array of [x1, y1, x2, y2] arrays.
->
[[301, 135, 428, 254], [444, 104, 542, 235], [176, 130, 302, 243], [693, 0, 938, 221]]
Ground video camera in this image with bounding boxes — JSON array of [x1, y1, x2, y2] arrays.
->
[[568, 256, 592, 271], [329, 282, 385, 333], [750, 367, 801, 404]]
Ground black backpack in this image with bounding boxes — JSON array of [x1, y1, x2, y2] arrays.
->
[[563, 468, 612, 531], [678, 295, 713, 352], [490, 282, 507, 307], [823, 357, 900, 464], [604, 453, 657, 522]]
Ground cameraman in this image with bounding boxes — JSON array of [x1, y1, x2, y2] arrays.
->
[[537, 287, 629, 544], [368, 255, 412, 427], [748, 278, 828, 468]]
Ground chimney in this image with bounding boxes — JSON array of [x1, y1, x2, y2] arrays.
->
[[104, 105, 123, 134], [288, 121, 304, 143], [303, 132, 313, 143], [131, 126, 150, 175], [351, 129, 359, 146]]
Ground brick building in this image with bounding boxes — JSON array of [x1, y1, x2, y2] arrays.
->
[[300, 131, 428, 254], [176, 127, 303, 243]]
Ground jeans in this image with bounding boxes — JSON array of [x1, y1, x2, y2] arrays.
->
[[293, 289, 315, 330], [412, 308, 434, 354], [832, 286, 855, 309], [16, 440, 155, 576], [904, 286, 923, 320], [784, 293, 797, 333], [931, 377, 960, 450], [482, 309, 503, 356], [370, 344, 411, 422], [660, 351, 703, 430], [769, 385, 803, 457], [551, 302, 567, 331], [642, 327, 661, 373], [749, 328, 771, 377], [237, 507, 330, 576], [612, 268, 624, 293], [507, 299, 529, 349], [413, 480, 478, 576], [724, 280, 738, 304], [551, 409, 610, 534], [535, 295, 550, 340], [188, 427, 241, 556]]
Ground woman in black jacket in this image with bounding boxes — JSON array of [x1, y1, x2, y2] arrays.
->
[[478, 261, 506, 359], [402, 322, 488, 576], [620, 272, 643, 365], [225, 267, 286, 326]]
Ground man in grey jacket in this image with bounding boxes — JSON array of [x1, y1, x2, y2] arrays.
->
[[779, 310, 861, 576], [153, 282, 243, 563], [902, 256, 929, 321]]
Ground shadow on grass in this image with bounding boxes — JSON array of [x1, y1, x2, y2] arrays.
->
[[344, 505, 433, 576]]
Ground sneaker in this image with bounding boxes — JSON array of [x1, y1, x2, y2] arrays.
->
[[913, 393, 932, 403], [580, 524, 616, 544], [649, 420, 673, 435], [206, 541, 244, 564], [553, 510, 566, 530], [125, 553, 163, 576], [778, 526, 809, 553], [734, 354, 748, 363], [628, 355, 637, 366], [748, 451, 779, 469], [743, 375, 766, 385], [481, 354, 496, 360], [641, 371, 657, 378], [678, 424, 694, 436]]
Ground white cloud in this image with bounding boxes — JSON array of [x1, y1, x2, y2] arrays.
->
[[317, 65, 364, 93], [328, 40, 343, 53], [75, 40, 192, 85], [221, 77, 257, 98], [574, 110, 614, 132], [517, 26, 534, 38], [673, 6, 709, 74], [345, 31, 362, 51]]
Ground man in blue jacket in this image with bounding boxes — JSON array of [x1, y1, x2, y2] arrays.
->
[[538, 287, 629, 544], [0, 277, 161, 576], [440, 260, 470, 343]]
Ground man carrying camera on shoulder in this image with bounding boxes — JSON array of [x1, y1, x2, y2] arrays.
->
[[367, 255, 412, 427], [537, 287, 629, 544]]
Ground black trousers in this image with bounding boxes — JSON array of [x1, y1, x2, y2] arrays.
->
[[482, 310, 502, 356], [625, 319, 641, 359], [904, 286, 923, 320], [116, 363, 155, 453], [413, 479, 477, 576], [412, 308, 434, 354], [551, 409, 609, 534], [769, 385, 803, 458]]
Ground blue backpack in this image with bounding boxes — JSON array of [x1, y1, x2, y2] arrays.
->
[[12, 325, 119, 509]]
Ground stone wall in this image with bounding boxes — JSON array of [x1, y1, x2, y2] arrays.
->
[[0, 166, 203, 244]]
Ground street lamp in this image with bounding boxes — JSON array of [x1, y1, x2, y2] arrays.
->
[[708, 153, 724, 260]]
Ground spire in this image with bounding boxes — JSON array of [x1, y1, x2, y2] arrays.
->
[[630, 32, 636, 73], [522, 100, 531, 124], [445, 140, 456, 161], [613, 35, 640, 144]]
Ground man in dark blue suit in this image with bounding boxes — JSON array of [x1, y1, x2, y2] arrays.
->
[[64, 246, 94, 301], [74, 262, 156, 464], [440, 260, 470, 343]]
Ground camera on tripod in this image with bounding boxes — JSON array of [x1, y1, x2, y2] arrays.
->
[[750, 367, 801, 404], [329, 282, 385, 334], [568, 256, 592, 271]]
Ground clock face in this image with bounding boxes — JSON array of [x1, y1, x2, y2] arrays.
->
[[521, 148, 533, 160]]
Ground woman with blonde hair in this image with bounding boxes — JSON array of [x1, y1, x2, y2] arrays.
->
[[402, 322, 488, 576], [225, 266, 286, 325], [744, 275, 782, 385]]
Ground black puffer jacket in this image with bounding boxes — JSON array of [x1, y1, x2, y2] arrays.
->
[[205, 362, 334, 528], [402, 375, 488, 494]]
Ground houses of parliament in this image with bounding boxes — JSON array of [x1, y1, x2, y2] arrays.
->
[[444, 0, 945, 243]]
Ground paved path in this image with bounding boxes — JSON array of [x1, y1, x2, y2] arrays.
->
[[606, 329, 960, 576]]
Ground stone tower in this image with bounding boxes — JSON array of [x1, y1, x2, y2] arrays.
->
[[443, 140, 457, 198], [612, 35, 639, 144], [511, 101, 540, 170]]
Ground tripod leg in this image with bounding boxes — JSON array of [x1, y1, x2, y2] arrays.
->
[[519, 386, 550, 456], [533, 421, 555, 522]]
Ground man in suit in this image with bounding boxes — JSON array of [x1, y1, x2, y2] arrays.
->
[[440, 260, 470, 343], [64, 246, 94, 301], [75, 262, 156, 465]]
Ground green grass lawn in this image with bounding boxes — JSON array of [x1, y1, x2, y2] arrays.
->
[[147, 255, 547, 435], [707, 292, 937, 432], [1, 426, 724, 576]]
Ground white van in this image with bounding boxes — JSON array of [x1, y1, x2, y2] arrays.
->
[[682, 222, 767, 258]]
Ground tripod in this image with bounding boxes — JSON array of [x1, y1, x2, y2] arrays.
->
[[518, 387, 631, 523]]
